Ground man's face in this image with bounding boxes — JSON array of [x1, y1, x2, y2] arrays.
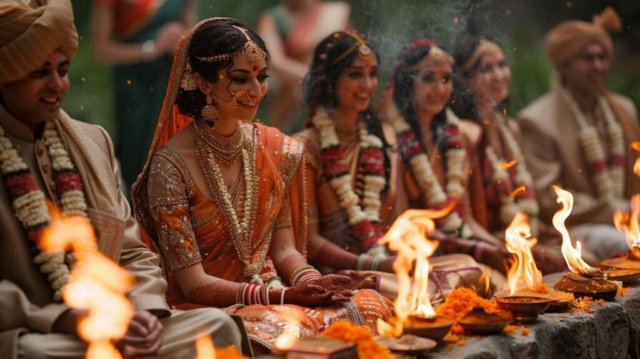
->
[[561, 43, 609, 96], [0, 51, 70, 126]]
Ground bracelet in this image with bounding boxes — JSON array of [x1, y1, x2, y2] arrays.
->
[[356, 253, 369, 270], [370, 256, 382, 271], [280, 287, 288, 305], [261, 284, 270, 306], [295, 269, 321, 285], [289, 264, 314, 285], [468, 243, 478, 257], [236, 283, 247, 304], [474, 242, 485, 262]]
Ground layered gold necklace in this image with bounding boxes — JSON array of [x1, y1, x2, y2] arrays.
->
[[193, 120, 247, 166], [194, 120, 262, 283]]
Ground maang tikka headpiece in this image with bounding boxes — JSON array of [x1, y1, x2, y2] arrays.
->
[[402, 40, 454, 73], [196, 25, 267, 72], [332, 31, 373, 64]]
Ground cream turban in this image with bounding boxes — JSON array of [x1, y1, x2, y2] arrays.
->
[[0, 0, 78, 84], [545, 6, 622, 68]]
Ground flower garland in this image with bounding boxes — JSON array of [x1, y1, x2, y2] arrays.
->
[[484, 113, 539, 226], [311, 107, 387, 256], [388, 105, 472, 238], [561, 88, 625, 199], [0, 121, 88, 301]]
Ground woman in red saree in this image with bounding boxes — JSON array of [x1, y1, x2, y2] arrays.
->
[[131, 18, 392, 352]]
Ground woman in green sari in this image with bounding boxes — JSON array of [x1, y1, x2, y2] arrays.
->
[[90, 0, 196, 194]]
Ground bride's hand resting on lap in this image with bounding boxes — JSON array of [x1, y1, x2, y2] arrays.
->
[[284, 274, 353, 307]]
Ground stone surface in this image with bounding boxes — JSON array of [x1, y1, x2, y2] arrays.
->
[[421, 273, 640, 359], [258, 275, 640, 358]]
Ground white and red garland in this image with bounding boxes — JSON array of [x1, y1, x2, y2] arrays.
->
[[388, 105, 472, 238], [312, 107, 387, 256], [561, 88, 625, 199], [484, 112, 539, 227], [0, 121, 88, 301]]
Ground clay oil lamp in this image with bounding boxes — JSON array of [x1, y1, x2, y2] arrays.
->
[[601, 154, 640, 282], [551, 187, 618, 300], [601, 180, 640, 282], [458, 307, 511, 334], [491, 212, 552, 323], [376, 209, 453, 343], [493, 213, 571, 311]]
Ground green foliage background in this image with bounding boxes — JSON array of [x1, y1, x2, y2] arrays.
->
[[65, 0, 640, 142]]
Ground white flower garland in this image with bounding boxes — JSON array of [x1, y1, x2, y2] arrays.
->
[[484, 113, 540, 227], [0, 121, 89, 301], [388, 104, 472, 238], [312, 107, 387, 257], [561, 88, 625, 199]]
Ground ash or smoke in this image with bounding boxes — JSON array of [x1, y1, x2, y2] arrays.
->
[[355, 0, 516, 74]]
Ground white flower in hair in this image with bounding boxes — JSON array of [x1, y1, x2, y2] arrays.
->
[[180, 62, 197, 91]]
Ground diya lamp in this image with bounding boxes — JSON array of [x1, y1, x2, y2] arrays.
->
[[493, 212, 552, 323], [600, 196, 640, 282], [551, 187, 618, 300], [600, 154, 640, 282], [376, 209, 453, 342]]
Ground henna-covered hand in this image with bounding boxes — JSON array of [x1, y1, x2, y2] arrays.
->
[[284, 275, 353, 307]]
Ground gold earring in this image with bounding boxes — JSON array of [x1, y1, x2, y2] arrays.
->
[[201, 94, 218, 121]]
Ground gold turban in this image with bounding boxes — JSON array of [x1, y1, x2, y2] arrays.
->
[[545, 6, 622, 68], [0, 0, 78, 84]]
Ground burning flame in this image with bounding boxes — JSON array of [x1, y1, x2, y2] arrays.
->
[[274, 310, 302, 350], [634, 158, 640, 177], [479, 272, 491, 296], [499, 160, 518, 169], [195, 329, 216, 359], [377, 209, 442, 337], [552, 186, 598, 275], [630, 141, 640, 152], [510, 185, 526, 197], [40, 211, 134, 359], [504, 213, 542, 295], [614, 195, 640, 250]]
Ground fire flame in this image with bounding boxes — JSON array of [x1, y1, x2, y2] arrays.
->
[[274, 310, 302, 350], [552, 186, 598, 275], [504, 213, 542, 295], [510, 185, 526, 197], [40, 211, 134, 359], [499, 160, 518, 169], [614, 195, 640, 250], [479, 272, 491, 296], [634, 158, 640, 177], [377, 209, 442, 337], [630, 141, 640, 152], [195, 329, 216, 359]]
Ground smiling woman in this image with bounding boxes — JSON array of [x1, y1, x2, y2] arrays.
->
[[132, 18, 393, 352], [452, 37, 569, 275]]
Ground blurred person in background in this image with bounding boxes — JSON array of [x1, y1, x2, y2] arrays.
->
[[518, 7, 640, 261], [257, 0, 350, 132], [452, 36, 569, 273], [90, 0, 196, 196]]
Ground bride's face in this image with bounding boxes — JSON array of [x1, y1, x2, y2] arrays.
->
[[203, 53, 269, 122]]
